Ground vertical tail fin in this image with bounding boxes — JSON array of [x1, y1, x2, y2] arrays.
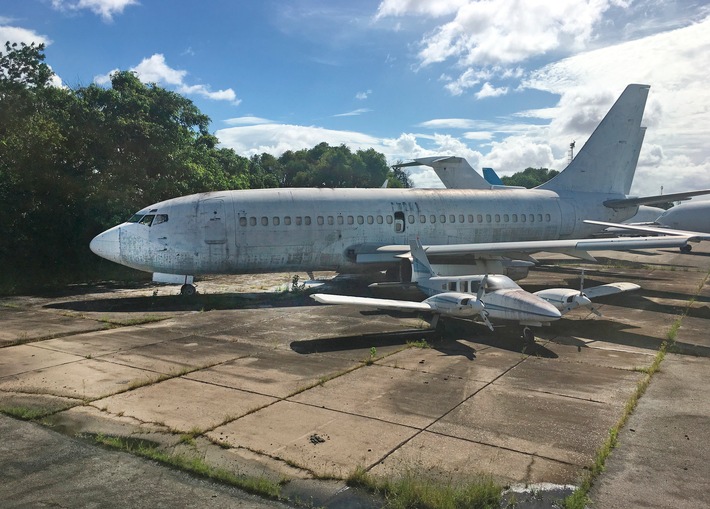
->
[[539, 84, 650, 195], [393, 157, 491, 189], [483, 167, 504, 186], [409, 239, 435, 281]]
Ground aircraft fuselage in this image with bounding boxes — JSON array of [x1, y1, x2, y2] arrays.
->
[[90, 187, 633, 276]]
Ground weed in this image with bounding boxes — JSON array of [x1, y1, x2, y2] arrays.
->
[[0, 405, 51, 420], [407, 338, 431, 349], [348, 466, 502, 509], [94, 434, 281, 499], [98, 315, 169, 327]]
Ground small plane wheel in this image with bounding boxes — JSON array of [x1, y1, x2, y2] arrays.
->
[[180, 284, 197, 296], [680, 245, 692, 254], [522, 327, 535, 346]]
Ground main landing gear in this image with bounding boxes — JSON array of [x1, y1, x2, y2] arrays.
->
[[180, 283, 197, 296]]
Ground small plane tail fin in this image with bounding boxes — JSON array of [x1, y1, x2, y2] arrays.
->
[[410, 238, 435, 281], [539, 84, 650, 195]]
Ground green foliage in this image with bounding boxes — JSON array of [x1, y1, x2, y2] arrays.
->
[[501, 167, 559, 188], [348, 467, 502, 509], [0, 43, 403, 289]]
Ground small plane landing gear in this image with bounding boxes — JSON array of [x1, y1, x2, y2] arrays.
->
[[522, 326, 535, 346], [680, 244, 692, 254], [180, 283, 197, 296]]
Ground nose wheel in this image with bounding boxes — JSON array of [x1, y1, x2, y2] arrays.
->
[[180, 284, 197, 296], [522, 326, 535, 346]]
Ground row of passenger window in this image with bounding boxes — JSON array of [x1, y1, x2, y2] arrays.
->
[[239, 212, 552, 227]]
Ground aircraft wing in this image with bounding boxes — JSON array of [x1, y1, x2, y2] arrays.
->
[[311, 293, 433, 313], [374, 235, 694, 263], [583, 282, 641, 299], [583, 220, 710, 241]]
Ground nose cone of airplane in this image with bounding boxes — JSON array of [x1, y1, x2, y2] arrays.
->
[[535, 299, 563, 322], [90, 226, 122, 264]]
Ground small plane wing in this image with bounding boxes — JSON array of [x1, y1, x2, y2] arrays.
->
[[373, 235, 694, 263], [582, 282, 641, 299], [311, 293, 433, 313], [583, 220, 710, 240]]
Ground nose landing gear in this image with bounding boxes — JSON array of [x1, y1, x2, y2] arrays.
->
[[180, 284, 197, 296], [522, 326, 535, 346]]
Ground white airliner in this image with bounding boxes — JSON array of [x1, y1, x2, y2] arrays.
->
[[90, 84, 707, 295], [312, 240, 639, 343]]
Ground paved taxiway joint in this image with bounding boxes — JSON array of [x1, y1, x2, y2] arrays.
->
[[1, 245, 709, 507]]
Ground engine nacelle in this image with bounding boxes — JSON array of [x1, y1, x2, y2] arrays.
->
[[424, 292, 483, 317]]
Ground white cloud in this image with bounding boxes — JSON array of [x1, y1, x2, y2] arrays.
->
[[523, 14, 710, 195], [475, 82, 508, 99], [50, 0, 138, 22], [224, 116, 274, 126], [417, 118, 477, 129], [0, 25, 51, 46], [95, 54, 240, 104], [333, 108, 372, 117], [376, 0, 468, 19], [355, 89, 372, 100]]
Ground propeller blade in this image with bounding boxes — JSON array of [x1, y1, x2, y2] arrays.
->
[[579, 269, 585, 295], [480, 310, 494, 332], [477, 275, 488, 301]]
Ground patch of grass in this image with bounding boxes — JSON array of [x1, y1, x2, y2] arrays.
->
[[94, 433, 281, 499], [98, 315, 169, 327], [348, 466, 502, 509], [0, 405, 52, 420], [407, 338, 431, 349]]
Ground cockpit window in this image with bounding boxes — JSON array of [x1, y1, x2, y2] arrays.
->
[[139, 214, 155, 226], [485, 276, 521, 291], [127, 214, 143, 223], [153, 214, 168, 225]]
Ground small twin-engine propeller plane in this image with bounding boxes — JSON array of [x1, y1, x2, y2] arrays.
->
[[311, 240, 639, 344]]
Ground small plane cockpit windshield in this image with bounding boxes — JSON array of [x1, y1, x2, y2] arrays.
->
[[485, 275, 521, 291]]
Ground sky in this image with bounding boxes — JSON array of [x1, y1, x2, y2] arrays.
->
[[2, 0, 710, 195]]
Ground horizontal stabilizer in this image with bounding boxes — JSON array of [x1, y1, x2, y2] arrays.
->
[[604, 189, 710, 208]]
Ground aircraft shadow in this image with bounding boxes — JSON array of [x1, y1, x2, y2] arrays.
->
[[551, 318, 710, 357], [290, 318, 558, 360], [44, 292, 315, 313]]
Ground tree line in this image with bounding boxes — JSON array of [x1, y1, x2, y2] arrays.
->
[[0, 42, 411, 289], [0, 42, 557, 291]]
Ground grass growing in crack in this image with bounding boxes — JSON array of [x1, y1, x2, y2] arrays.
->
[[94, 433, 282, 499], [98, 315, 169, 327], [563, 337, 668, 509], [348, 466, 502, 509], [0, 405, 53, 420], [407, 338, 431, 349]]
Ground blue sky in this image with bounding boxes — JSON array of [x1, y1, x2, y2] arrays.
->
[[2, 0, 710, 194]]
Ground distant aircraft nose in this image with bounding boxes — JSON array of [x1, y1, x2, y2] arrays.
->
[[90, 226, 122, 264]]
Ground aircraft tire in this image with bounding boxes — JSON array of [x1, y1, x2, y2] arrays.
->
[[680, 245, 692, 254], [180, 284, 197, 297], [522, 327, 535, 345]]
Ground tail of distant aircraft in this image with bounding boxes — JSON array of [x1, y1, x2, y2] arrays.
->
[[483, 167, 504, 186], [393, 156, 491, 189], [410, 239, 435, 281], [539, 84, 650, 196]]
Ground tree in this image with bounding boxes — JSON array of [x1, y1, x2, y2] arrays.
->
[[501, 167, 559, 188]]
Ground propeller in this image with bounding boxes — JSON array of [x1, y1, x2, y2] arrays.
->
[[574, 269, 601, 316], [474, 275, 494, 331]]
